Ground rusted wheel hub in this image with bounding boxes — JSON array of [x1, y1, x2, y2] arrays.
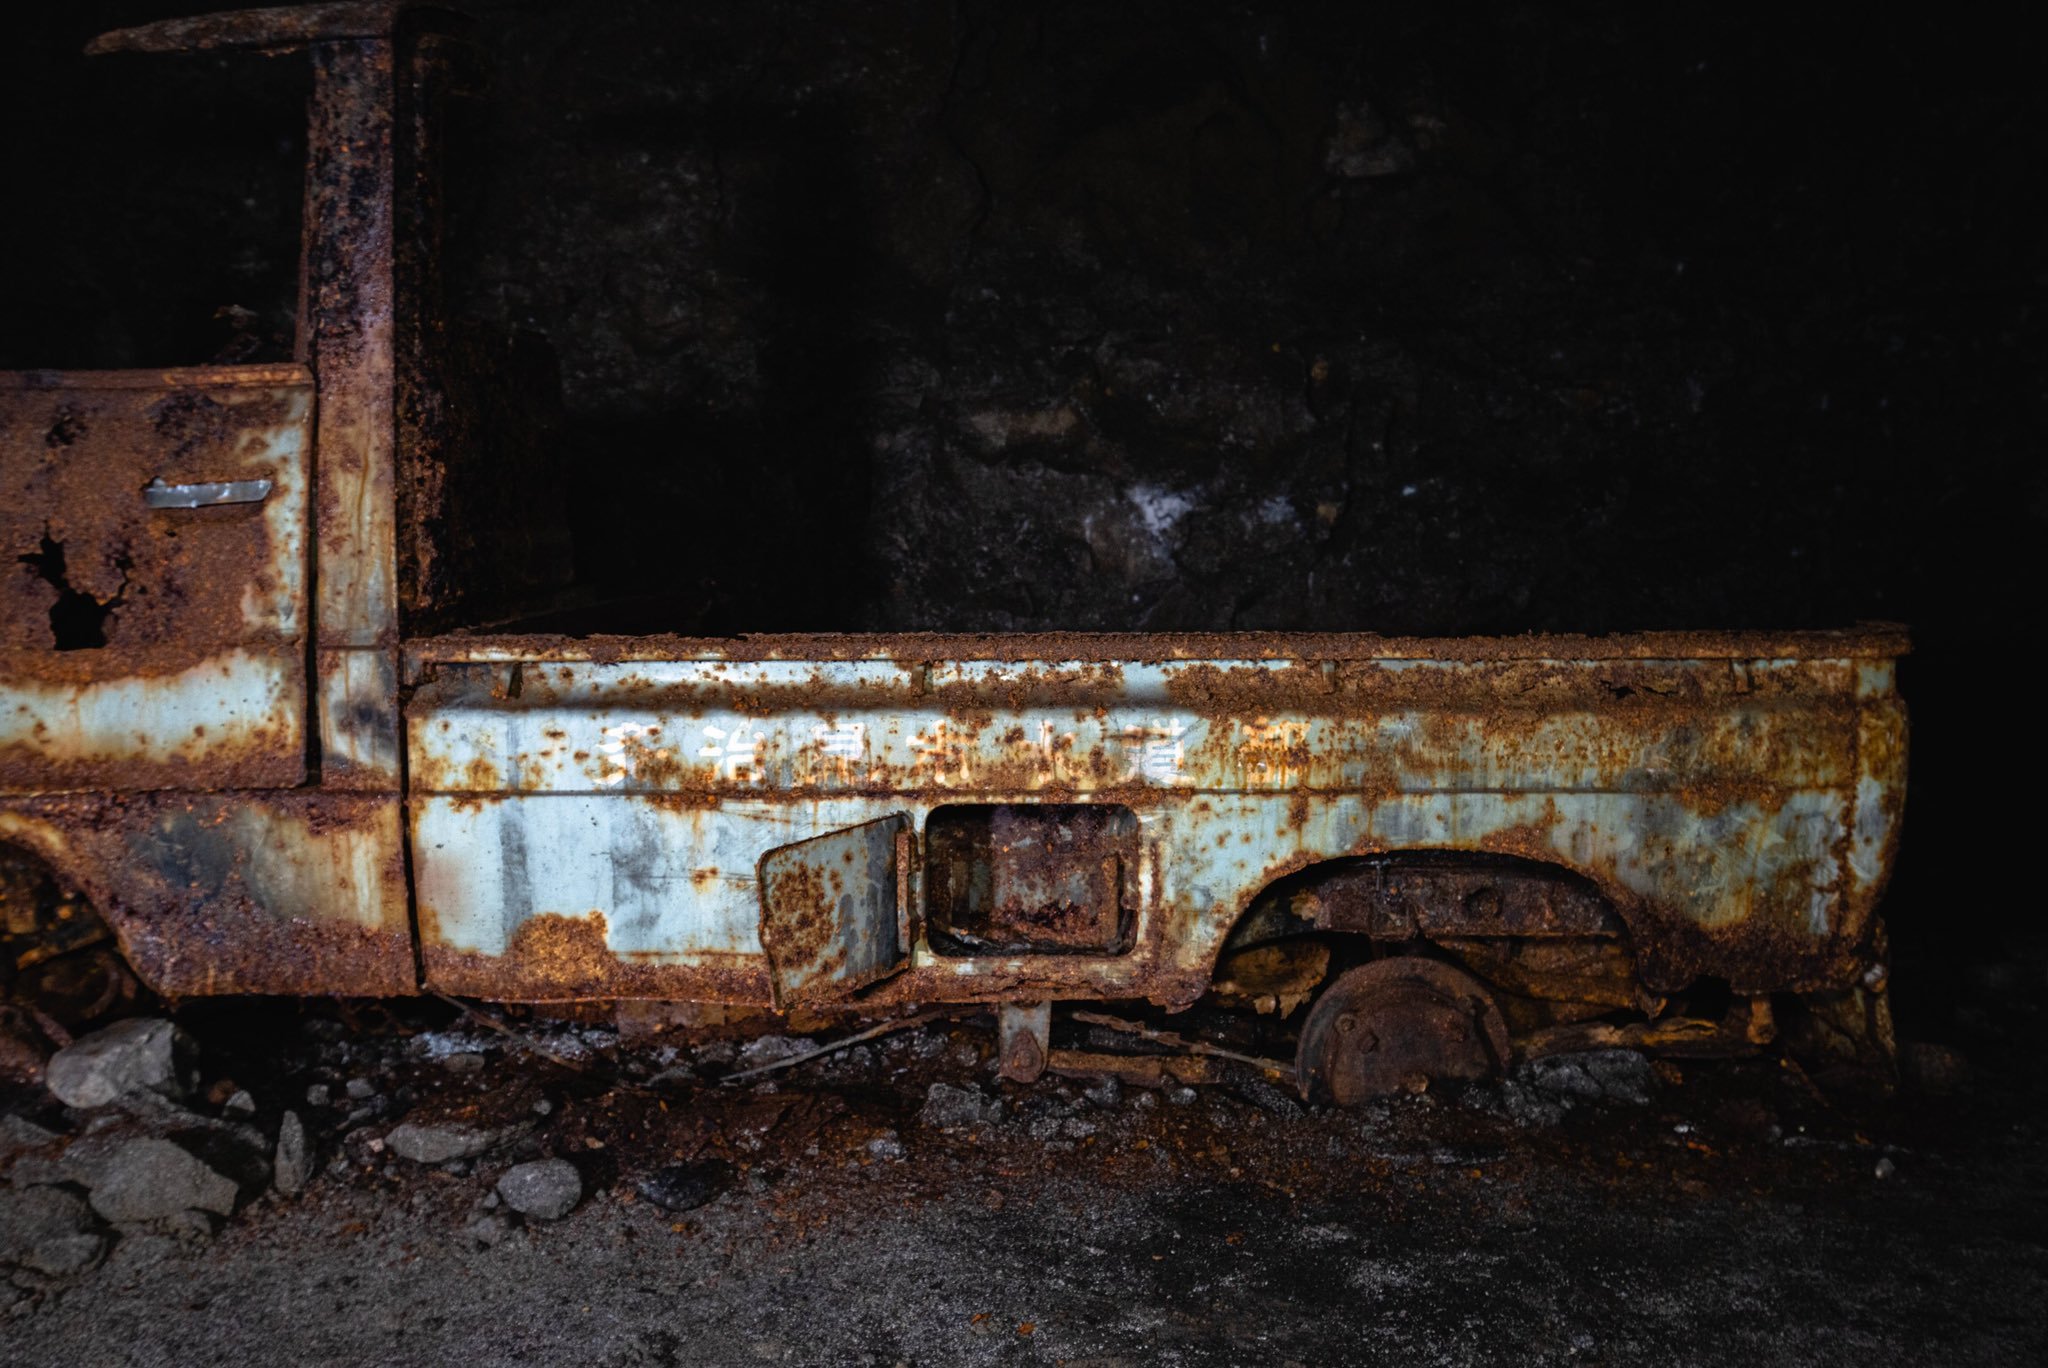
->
[[1296, 958, 1510, 1105]]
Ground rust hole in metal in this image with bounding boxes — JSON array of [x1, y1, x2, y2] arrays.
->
[[15, 533, 128, 650], [925, 804, 1138, 956]]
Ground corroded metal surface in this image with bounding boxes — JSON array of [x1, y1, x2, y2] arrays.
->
[[1293, 855, 1621, 941], [925, 805, 1135, 954], [303, 35, 404, 789], [0, 366, 312, 792], [1296, 958, 1511, 1103], [0, 794, 413, 997], [759, 815, 910, 1009], [405, 641, 1907, 1006]]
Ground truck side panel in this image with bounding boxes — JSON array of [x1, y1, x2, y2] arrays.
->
[[404, 648, 1904, 1004]]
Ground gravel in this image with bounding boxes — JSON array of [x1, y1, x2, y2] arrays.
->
[[0, 1186, 106, 1277]]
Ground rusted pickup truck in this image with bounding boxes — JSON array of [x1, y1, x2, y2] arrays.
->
[[0, 5, 1907, 1101]]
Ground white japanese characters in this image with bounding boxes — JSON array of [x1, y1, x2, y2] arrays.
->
[[698, 723, 765, 783]]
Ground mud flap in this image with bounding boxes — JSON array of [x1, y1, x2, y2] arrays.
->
[[758, 814, 912, 1010]]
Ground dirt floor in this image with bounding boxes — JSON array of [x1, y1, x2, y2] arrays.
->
[[5, 946, 2043, 1367]]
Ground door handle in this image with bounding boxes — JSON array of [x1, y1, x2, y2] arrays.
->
[[142, 477, 273, 509]]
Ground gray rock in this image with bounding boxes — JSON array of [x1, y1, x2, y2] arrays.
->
[[0, 1186, 107, 1277], [44, 1019, 193, 1109], [919, 1082, 1002, 1130], [735, 1034, 808, 1069], [1234, 1078, 1306, 1119], [463, 1212, 511, 1248], [691, 1039, 739, 1069], [496, 1158, 582, 1220], [636, 1161, 729, 1213], [0, 1114, 61, 1163], [113, 1096, 273, 1196], [274, 1111, 311, 1196], [306, 1084, 331, 1107], [1516, 1049, 1654, 1107], [866, 1132, 906, 1161], [1499, 1081, 1568, 1128], [1082, 1075, 1122, 1109], [345, 1078, 376, 1101], [443, 1053, 486, 1075], [386, 1117, 533, 1165], [86, 1137, 240, 1223], [222, 1090, 257, 1116], [646, 1065, 696, 1093], [12, 1128, 126, 1190]]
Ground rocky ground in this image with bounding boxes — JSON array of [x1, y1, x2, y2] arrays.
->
[[3, 952, 2043, 1367]]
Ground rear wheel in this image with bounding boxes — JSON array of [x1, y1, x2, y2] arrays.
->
[[1295, 957, 1510, 1105]]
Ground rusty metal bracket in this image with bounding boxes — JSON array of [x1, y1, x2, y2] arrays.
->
[[997, 1001, 1052, 1083]]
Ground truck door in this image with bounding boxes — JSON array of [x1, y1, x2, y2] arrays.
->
[[0, 365, 312, 792], [758, 814, 913, 1009]]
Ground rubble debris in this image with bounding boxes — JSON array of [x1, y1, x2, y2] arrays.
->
[[1515, 1049, 1654, 1107], [427, 995, 598, 1078], [44, 1019, 193, 1109], [496, 1159, 582, 1221], [1234, 1078, 1307, 1119], [723, 1011, 946, 1083], [85, 1137, 240, 1223], [274, 1111, 311, 1196], [735, 1035, 809, 1070], [637, 1161, 730, 1214], [1496, 1082, 1569, 1129], [919, 1082, 1002, 1131], [0, 1185, 107, 1277]]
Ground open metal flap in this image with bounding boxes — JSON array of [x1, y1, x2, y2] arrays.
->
[[758, 813, 912, 1009]]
